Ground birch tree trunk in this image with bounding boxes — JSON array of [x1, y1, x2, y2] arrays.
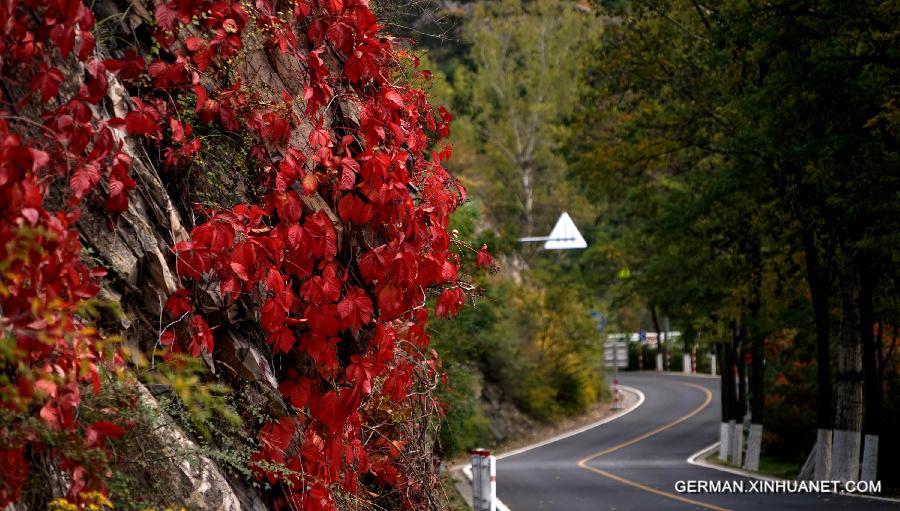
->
[[716, 342, 732, 461], [860, 265, 880, 482], [831, 275, 864, 482], [804, 228, 834, 480]]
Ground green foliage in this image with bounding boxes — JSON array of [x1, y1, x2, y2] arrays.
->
[[571, 0, 900, 486], [430, 202, 608, 455], [139, 354, 243, 440], [432, 275, 608, 454], [442, 0, 601, 242], [416, 1, 611, 457]]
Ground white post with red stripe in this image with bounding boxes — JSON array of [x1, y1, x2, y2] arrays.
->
[[471, 448, 496, 511], [612, 378, 622, 409]]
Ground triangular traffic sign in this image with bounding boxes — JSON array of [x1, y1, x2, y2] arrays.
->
[[544, 212, 587, 250]]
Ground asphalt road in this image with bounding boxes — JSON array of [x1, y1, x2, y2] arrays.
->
[[496, 372, 898, 510]]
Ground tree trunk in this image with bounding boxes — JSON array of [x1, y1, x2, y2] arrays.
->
[[832, 274, 864, 482], [744, 329, 765, 471], [732, 323, 746, 466], [650, 305, 664, 370], [521, 162, 534, 236], [664, 317, 670, 371], [804, 228, 833, 480], [716, 342, 732, 461], [744, 244, 765, 472], [860, 265, 879, 482]]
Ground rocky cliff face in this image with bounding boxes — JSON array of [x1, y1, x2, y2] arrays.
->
[[2, 0, 464, 507]]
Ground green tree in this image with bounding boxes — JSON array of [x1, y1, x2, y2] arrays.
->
[[573, 0, 900, 480], [453, 0, 601, 241]]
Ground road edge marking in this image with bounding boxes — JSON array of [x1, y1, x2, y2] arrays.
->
[[687, 442, 778, 481], [497, 385, 646, 460], [687, 442, 900, 504], [576, 381, 733, 511]]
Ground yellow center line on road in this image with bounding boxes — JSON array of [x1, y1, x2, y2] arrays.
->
[[576, 381, 733, 511]]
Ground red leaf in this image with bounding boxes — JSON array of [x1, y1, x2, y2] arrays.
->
[[311, 389, 351, 434], [309, 123, 331, 148], [304, 212, 337, 258], [268, 327, 296, 353], [376, 283, 404, 320], [307, 303, 341, 337], [170, 118, 185, 143], [78, 30, 95, 61], [229, 241, 258, 282], [325, 22, 352, 52], [125, 110, 156, 136], [185, 36, 207, 52], [259, 417, 296, 453], [49, 24, 76, 58], [31, 67, 64, 102], [300, 264, 341, 304], [188, 315, 214, 356], [104, 50, 146, 80], [337, 194, 373, 224], [155, 2, 179, 29], [275, 191, 304, 223], [191, 220, 236, 252], [383, 89, 404, 109], [279, 374, 313, 408], [346, 355, 374, 395], [337, 288, 373, 332], [476, 244, 494, 269], [173, 242, 212, 279], [435, 287, 465, 318], [261, 298, 286, 333], [165, 289, 193, 317], [301, 172, 318, 195], [91, 421, 126, 437], [160, 329, 176, 346], [39, 402, 61, 429], [339, 164, 356, 190], [69, 163, 100, 198]]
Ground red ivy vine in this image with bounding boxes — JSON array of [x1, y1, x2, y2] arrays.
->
[[1, 0, 488, 506]]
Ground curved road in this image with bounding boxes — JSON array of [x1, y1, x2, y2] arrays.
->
[[497, 373, 898, 510]]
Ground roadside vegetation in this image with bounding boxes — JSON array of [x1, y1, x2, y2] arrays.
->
[[568, 0, 900, 491], [399, 0, 612, 458], [406, 0, 900, 493]]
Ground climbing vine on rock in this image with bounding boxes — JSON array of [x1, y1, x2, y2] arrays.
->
[[1, 0, 486, 506]]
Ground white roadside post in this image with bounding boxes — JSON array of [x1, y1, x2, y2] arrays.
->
[[470, 449, 496, 511], [603, 335, 627, 409], [612, 341, 621, 409]]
